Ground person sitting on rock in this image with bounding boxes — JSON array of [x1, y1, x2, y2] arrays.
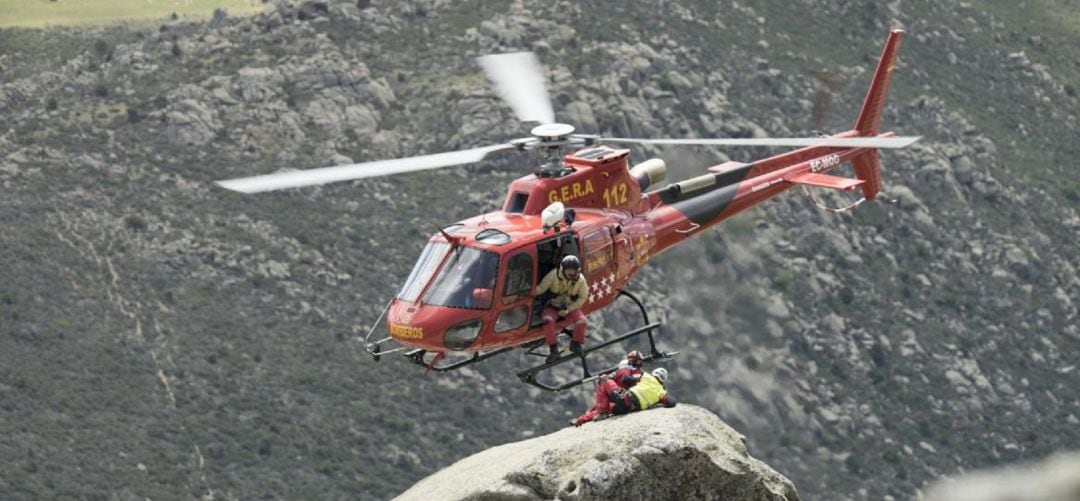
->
[[573, 367, 676, 427]]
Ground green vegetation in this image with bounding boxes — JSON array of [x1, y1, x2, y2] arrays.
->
[[772, 268, 795, 296]]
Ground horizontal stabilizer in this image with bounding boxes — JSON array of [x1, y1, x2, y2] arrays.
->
[[787, 172, 865, 191]]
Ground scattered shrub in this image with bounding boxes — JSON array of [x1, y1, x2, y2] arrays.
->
[[93, 39, 109, 59], [125, 215, 147, 231]]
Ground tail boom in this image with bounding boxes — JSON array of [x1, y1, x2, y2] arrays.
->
[[642, 29, 910, 255]]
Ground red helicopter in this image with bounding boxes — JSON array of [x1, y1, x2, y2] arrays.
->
[[218, 29, 917, 391]]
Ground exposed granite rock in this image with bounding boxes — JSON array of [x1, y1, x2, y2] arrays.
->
[[397, 405, 798, 501], [924, 452, 1080, 501]]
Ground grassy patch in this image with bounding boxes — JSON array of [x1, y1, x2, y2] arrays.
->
[[0, 0, 265, 28]]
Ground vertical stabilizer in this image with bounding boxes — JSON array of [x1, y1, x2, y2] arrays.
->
[[854, 29, 904, 136], [850, 29, 904, 200]]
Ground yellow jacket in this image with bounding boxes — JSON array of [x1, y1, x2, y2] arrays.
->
[[629, 373, 668, 410], [535, 267, 588, 312]]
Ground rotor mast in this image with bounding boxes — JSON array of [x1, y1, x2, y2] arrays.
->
[[513, 123, 598, 178]]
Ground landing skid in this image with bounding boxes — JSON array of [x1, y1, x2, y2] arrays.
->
[[515, 290, 676, 392], [403, 343, 525, 372], [515, 320, 675, 392], [367, 290, 676, 391]]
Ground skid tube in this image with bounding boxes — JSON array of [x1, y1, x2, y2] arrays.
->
[[369, 290, 676, 389], [516, 321, 675, 392], [402, 343, 531, 372], [516, 290, 677, 392]]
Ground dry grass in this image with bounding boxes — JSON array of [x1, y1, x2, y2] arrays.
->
[[0, 0, 265, 28]]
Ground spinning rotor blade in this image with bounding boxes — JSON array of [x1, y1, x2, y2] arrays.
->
[[216, 144, 513, 193], [477, 52, 554, 124], [601, 136, 921, 149]]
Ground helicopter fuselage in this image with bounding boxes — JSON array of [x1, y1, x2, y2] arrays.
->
[[385, 136, 881, 354]]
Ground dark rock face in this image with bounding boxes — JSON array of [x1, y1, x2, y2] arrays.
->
[[397, 405, 799, 501]]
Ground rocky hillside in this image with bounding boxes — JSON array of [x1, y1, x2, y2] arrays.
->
[[398, 405, 799, 501], [1, 1, 1077, 499]]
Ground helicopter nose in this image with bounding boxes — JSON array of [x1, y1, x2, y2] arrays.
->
[[387, 301, 484, 352], [387, 302, 428, 344]]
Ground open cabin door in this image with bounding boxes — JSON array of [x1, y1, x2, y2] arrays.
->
[[529, 232, 581, 327]]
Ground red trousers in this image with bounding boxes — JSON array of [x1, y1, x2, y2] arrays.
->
[[542, 307, 587, 345], [574, 377, 632, 426]]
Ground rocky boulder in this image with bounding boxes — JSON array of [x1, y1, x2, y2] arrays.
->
[[924, 452, 1080, 501], [396, 405, 799, 501]]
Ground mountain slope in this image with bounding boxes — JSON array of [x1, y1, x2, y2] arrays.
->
[[0, 1, 1076, 499]]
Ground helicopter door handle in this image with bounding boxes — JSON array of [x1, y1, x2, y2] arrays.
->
[[676, 222, 700, 234]]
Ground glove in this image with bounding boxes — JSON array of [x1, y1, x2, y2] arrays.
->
[[559, 309, 569, 317]]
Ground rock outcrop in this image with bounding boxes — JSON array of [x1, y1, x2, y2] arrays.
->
[[396, 405, 798, 501], [924, 452, 1080, 501]]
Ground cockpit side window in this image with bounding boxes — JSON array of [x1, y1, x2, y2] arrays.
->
[[397, 241, 450, 302], [502, 252, 534, 305], [423, 246, 500, 309]]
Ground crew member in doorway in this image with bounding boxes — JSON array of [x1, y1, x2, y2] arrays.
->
[[536, 255, 589, 364]]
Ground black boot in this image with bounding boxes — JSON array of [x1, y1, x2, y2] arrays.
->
[[570, 341, 583, 356], [546, 344, 560, 364]]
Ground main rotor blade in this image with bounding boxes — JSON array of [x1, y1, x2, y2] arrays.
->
[[601, 136, 921, 149], [216, 144, 513, 193], [477, 52, 554, 124]]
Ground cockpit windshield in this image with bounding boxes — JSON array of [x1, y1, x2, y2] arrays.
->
[[423, 246, 500, 309], [396, 241, 451, 302]]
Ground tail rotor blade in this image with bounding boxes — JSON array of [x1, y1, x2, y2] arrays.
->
[[601, 136, 921, 149], [477, 52, 555, 124], [216, 144, 513, 193]]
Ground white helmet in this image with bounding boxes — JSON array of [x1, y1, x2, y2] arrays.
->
[[652, 367, 668, 384]]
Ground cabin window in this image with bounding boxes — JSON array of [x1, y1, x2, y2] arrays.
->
[[506, 192, 529, 213], [496, 305, 529, 333], [502, 252, 534, 305], [442, 224, 465, 235], [422, 246, 499, 309], [476, 228, 512, 245], [396, 241, 450, 302]]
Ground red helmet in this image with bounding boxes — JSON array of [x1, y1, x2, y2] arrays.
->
[[626, 350, 644, 367]]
